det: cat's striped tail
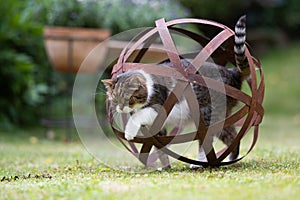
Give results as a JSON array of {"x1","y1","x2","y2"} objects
[{"x1": 234, "y1": 15, "x2": 250, "y2": 80}]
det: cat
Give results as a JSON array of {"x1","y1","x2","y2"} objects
[{"x1": 102, "y1": 15, "x2": 249, "y2": 168}]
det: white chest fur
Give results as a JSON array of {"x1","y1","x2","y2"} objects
[
  {"x1": 165, "y1": 98, "x2": 190, "y2": 126},
  {"x1": 124, "y1": 99, "x2": 191, "y2": 140}
]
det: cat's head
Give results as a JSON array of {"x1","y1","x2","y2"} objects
[{"x1": 102, "y1": 71, "x2": 149, "y2": 113}]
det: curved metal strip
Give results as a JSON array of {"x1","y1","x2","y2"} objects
[
  {"x1": 217, "y1": 99, "x2": 256, "y2": 162},
  {"x1": 107, "y1": 18, "x2": 264, "y2": 167},
  {"x1": 166, "y1": 18, "x2": 233, "y2": 33},
  {"x1": 148, "y1": 81, "x2": 188, "y2": 136},
  {"x1": 186, "y1": 29, "x2": 233, "y2": 73},
  {"x1": 155, "y1": 18, "x2": 185, "y2": 74},
  {"x1": 121, "y1": 61, "x2": 263, "y2": 117}
]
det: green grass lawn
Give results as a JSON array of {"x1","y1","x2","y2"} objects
[{"x1": 1, "y1": 42, "x2": 300, "y2": 199}]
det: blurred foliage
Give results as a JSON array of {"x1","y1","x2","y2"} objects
[
  {"x1": 42, "y1": 0, "x2": 189, "y2": 34},
  {"x1": 0, "y1": 0, "x2": 51, "y2": 129},
  {"x1": 179, "y1": 0, "x2": 244, "y2": 26},
  {"x1": 179, "y1": 0, "x2": 300, "y2": 39},
  {"x1": 46, "y1": 0, "x2": 105, "y2": 28},
  {"x1": 100, "y1": 0, "x2": 189, "y2": 34}
]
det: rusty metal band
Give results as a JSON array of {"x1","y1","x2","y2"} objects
[
  {"x1": 108, "y1": 17, "x2": 264, "y2": 167},
  {"x1": 216, "y1": 48, "x2": 263, "y2": 162},
  {"x1": 136, "y1": 19, "x2": 234, "y2": 165},
  {"x1": 113, "y1": 18, "x2": 234, "y2": 77}
]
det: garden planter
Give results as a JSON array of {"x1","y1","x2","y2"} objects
[{"x1": 44, "y1": 26, "x2": 111, "y2": 73}]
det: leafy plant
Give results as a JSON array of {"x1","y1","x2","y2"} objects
[
  {"x1": 101, "y1": 0, "x2": 189, "y2": 34},
  {"x1": 47, "y1": 0, "x2": 106, "y2": 28},
  {"x1": 178, "y1": 0, "x2": 300, "y2": 39},
  {"x1": 0, "y1": 0, "x2": 50, "y2": 128},
  {"x1": 45, "y1": 0, "x2": 189, "y2": 33}
]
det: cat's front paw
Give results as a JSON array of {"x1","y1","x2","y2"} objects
[
  {"x1": 190, "y1": 164, "x2": 203, "y2": 170},
  {"x1": 124, "y1": 132, "x2": 135, "y2": 141},
  {"x1": 124, "y1": 121, "x2": 140, "y2": 141}
]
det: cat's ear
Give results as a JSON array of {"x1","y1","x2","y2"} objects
[
  {"x1": 101, "y1": 79, "x2": 115, "y2": 99},
  {"x1": 102, "y1": 79, "x2": 114, "y2": 89}
]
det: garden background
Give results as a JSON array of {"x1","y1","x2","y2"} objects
[{"x1": 0, "y1": 0, "x2": 299, "y2": 199}]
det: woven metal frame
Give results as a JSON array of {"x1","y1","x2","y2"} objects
[{"x1": 107, "y1": 18, "x2": 264, "y2": 167}]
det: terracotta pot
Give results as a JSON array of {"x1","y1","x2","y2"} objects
[{"x1": 44, "y1": 26, "x2": 111, "y2": 73}]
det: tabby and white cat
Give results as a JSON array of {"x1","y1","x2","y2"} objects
[{"x1": 103, "y1": 16, "x2": 249, "y2": 168}]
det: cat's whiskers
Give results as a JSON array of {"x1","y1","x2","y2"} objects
[
  {"x1": 95, "y1": 87, "x2": 108, "y2": 94},
  {"x1": 91, "y1": 87, "x2": 109, "y2": 98}
]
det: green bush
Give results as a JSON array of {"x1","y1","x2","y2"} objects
[
  {"x1": 179, "y1": 0, "x2": 243, "y2": 24},
  {"x1": 46, "y1": 0, "x2": 106, "y2": 28},
  {"x1": 0, "y1": 0, "x2": 50, "y2": 129},
  {"x1": 42, "y1": 0, "x2": 189, "y2": 33},
  {"x1": 178, "y1": 0, "x2": 300, "y2": 39},
  {"x1": 101, "y1": 0, "x2": 189, "y2": 34}
]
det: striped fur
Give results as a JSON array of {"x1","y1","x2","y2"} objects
[{"x1": 234, "y1": 15, "x2": 250, "y2": 80}]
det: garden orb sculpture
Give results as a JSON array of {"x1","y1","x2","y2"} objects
[{"x1": 106, "y1": 18, "x2": 264, "y2": 168}]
